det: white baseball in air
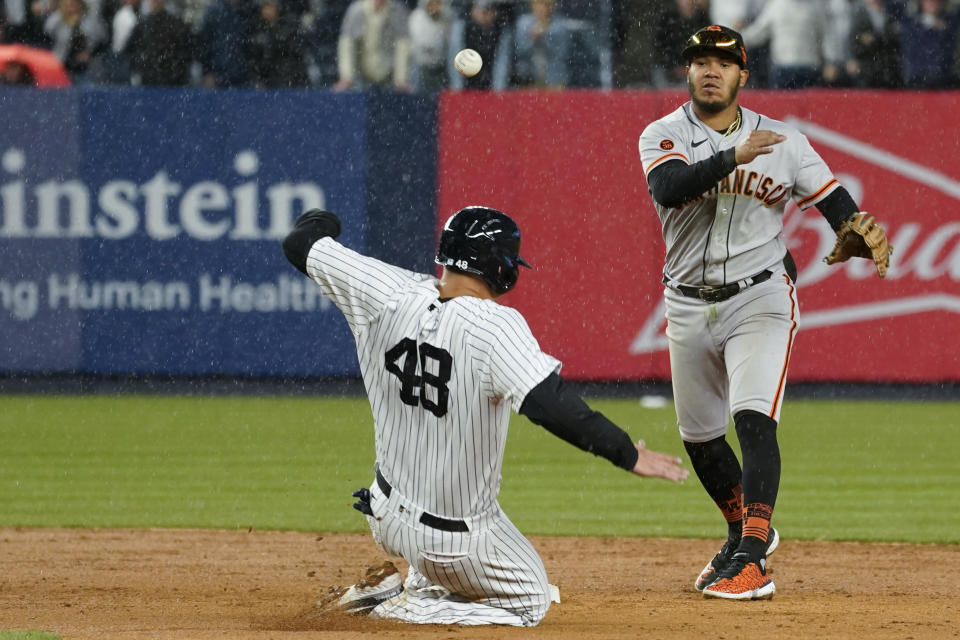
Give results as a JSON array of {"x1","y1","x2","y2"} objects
[{"x1": 454, "y1": 48, "x2": 483, "y2": 78}]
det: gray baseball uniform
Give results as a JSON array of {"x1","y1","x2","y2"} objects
[
  {"x1": 639, "y1": 103, "x2": 837, "y2": 441},
  {"x1": 305, "y1": 236, "x2": 559, "y2": 625}
]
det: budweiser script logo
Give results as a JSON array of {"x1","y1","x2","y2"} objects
[{"x1": 630, "y1": 119, "x2": 960, "y2": 354}]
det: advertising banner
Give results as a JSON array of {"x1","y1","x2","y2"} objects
[
  {"x1": 1, "y1": 90, "x2": 368, "y2": 376},
  {"x1": 438, "y1": 90, "x2": 960, "y2": 382},
  {"x1": 3, "y1": 88, "x2": 954, "y2": 382}
]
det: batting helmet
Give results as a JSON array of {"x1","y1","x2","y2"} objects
[
  {"x1": 435, "y1": 206, "x2": 531, "y2": 295},
  {"x1": 682, "y1": 25, "x2": 747, "y2": 68}
]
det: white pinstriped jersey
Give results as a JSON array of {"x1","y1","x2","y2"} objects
[
  {"x1": 639, "y1": 102, "x2": 839, "y2": 286},
  {"x1": 305, "y1": 237, "x2": 560, "y2": 519}
]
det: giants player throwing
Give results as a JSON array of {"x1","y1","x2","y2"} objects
[
  {"x1": 639, "y1": 26, "x2": 891, "y2": 600},
  {"x1": 283, "y1": 206, "x2": 688, "y2": 625}
]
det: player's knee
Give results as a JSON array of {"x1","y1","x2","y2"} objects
[
  {"x1": 734, "y1": 410, "x2": 779, "y2": 456},
  {"x1": 521, "y1": 591, "x2": 550, "y2": 626},
  {"x1": 734, "y1": 410, "x2": 777, "y2": 438},
  {"x1": 515, "y1": 570, "x2": 552, "y2": 625},
  {"x1": 678, "y1": 423, "x2": 728, "y2": 443},
  {"x1": 683, "y1": 434, "x2": 728, "y2": 464}
]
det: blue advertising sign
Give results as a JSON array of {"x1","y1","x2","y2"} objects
[{"x1": 0, "y1": 88, "x2": 436, "y2": 377}]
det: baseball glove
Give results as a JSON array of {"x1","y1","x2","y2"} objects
[{"x1": 824, "y1": 212, "x2": 893, "y2": 278}]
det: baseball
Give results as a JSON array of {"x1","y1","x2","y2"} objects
[{"x1": 454, "y1": 49, "x2": 483, "y2": 78}]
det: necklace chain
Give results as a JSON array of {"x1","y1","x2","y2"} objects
[{"x1": 722, "y1": 109, "x2": 742, "y2": 137}]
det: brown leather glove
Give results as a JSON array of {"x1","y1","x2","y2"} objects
[{"x1": 824, "y1": 212, "x2": 893, "y2": 278}]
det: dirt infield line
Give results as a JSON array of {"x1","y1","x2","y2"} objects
[{"x1": 0, "y1": 528, "x2": 956, "y2": 639}]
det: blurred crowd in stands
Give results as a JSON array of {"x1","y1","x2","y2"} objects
[{"x1": 1, "y1": 0, "x2": 958, "y2": 89}]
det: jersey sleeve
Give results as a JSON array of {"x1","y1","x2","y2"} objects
[
  {"x1": 305, "y1": 237, "x2": 428, "y2": 333},
  {"x1": 791, "y1": 132, "x2": 841, "y2": 210},
  {"x1": 639, "y1": 119, "x2": 690, "y2": 177},
  {"x1": 484, "y1": 307, "x2": 561, "y2": 412}
]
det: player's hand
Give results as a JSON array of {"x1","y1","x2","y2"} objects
[
  {"x1": 734, "y1": 130, "x2": 786, "y2": 165},
  {"x1": 630, "y1": 440, "x2": 689, "y2": 482}
]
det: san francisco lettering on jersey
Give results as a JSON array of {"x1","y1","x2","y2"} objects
[
  {"x1": 639, "y1": 103, "x2": 839, "y2": 285},
  {"x1": 682, "y1": 168, "x2": 791, "y2": 208}
]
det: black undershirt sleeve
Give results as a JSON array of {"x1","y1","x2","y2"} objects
[
  {"x1": 281, "y1": 209, "x2": 342, "y2": 275},
  {"x1": 646, "y1": 148, "x2": 738, "y2": 208},
  {"x1": 519, "y1": 372, "x2": 639, "y2": 471},
  {"x1": 814, "y1": 186, "x2": 860, "y2": 231}
]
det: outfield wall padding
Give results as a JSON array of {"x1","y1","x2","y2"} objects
[{"x1": 2, "y1": 88, "x2": 957, "y2": 382}]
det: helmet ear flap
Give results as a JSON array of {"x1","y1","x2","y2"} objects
[
  {"x1": 497, "y1": 264, "x2": 520, "y2": 294},
  {"x1": 492, "y1": 251, "x2": 521, "y2": 294}
]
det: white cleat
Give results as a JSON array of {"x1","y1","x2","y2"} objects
[{"x1": 317, "y1": 561, "x2": 404, "y2": 614}]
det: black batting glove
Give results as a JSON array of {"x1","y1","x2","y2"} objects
[
  {"x1": 351, "y1": 487, "x2": 374, "y2": 516},
  {"x1": 294, "y1": 209, "x2": 341, "y2": 238},
  {"x1": 283, "y1": 209, "x2": 342, "y2": 275}
]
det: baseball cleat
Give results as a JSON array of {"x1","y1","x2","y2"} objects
[
  {"x1": 316, "y1": 561, "x2": 403, "y2": 614},
  {"x1": 694, "y1": 527, "x2": 778, "y2": 592},
  {"x1": 702, "y1": 552, "x2": 775, "y2": 600}
]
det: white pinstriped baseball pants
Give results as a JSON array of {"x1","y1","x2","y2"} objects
[{"x1": 363, "y1": 477, "x2": 552, "y2": 626}]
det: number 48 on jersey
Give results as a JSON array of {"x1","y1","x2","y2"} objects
[{"x1": 385, "y1": 338, "x2": 453, "y2": 418}]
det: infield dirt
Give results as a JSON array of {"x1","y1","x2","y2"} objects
[{"x1": 1, "y1": 528, "x2": 957, "y2": 639}]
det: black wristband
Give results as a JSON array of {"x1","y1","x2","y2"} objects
[{"x1": 815, "y1": 187, "x2": 859, "y2": 231}]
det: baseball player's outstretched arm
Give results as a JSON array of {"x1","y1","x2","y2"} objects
[
  {"x1": 647, "y1": 131, "x2": 788, "y2": 208},
  {"x1": 646, "y1": 150, "x2": 737, "y2": 208},
  {"x1": 519, "y1": 373, "x2": 688, "y2": 482}
]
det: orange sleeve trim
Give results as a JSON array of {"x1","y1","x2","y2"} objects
[
  {"x1": 797, "y1": 178, "x2": 838, "y2": 208},
  {"x1": 644, "y1": 152, "x2": 690, "y2": 176},
  {"x1": 769, "y1": 274, "x2": 798, "y2": 418}
]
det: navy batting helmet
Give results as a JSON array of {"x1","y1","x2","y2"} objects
[{"x1": 435, "y1": 206, "x2": 531, "y2": 295}]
